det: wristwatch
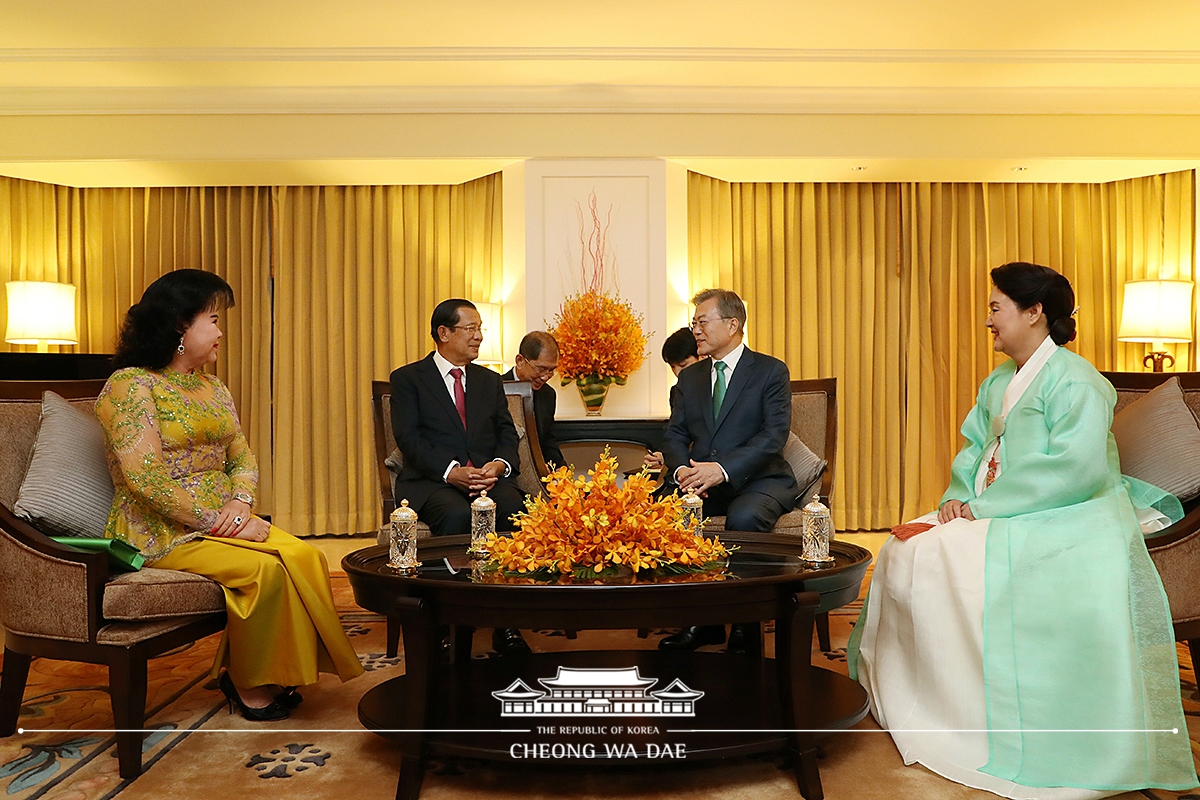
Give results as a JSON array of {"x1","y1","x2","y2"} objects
[{"x1": 232, "y1": 490, "x2": 254, "y2": 506}]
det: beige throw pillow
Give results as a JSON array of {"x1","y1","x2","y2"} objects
[
  {"x1": 14, "y1": 391, "x2": 115, "y2": 538},
  {"x1": 782, "y1": 431, "x2": 826, "y2": 502},
  {"x1": 1111, "y1": 376, "x2": 1200, "y2": 501}
]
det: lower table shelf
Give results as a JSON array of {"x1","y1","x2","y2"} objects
[{"x1": 360, "y1": 650, "x2": 868, "y2": 764}]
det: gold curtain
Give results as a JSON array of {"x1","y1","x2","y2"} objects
[
  {"x1": 0, "y1": 179, "x2": 274, "y2": 512},
  {"x1": 689, "y1": 170, "x2": 1196, "y2": 530},
  {"x1": 271, "y1": 174, "x2": 503, "y2": 537}
]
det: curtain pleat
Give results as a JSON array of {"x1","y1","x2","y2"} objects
[
  {"x1": 689, "y1": 170, "x2": 1196, "y2": 530},
  {"x1": 271, "y1": 174, "x2": 502, "y2": 537}
]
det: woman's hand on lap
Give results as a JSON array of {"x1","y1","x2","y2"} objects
[
  {"x1": 232, "y1": 516, "x2": 271, "y2": 543},
  {"x1": 210, "y1": 498, "x2": 252, "y2": 537}
]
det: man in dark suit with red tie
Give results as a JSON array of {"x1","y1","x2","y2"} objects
[
  {"x1": 390, "y1": 299, "x2": 529, "y2": 655},
  {"x1": 389, "y1": 298, "x2": 525, "y2": 539}
]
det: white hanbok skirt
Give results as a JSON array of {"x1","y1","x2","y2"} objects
[{"x1": 854, "y1": 514, "x2": 1116, "y2": 800}]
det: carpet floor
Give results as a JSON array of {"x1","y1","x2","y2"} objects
[{"x1": 3, "y1": 573, "x2": 1200, "y2": 800}]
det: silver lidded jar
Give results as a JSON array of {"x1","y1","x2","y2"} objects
[
  {"x1": 388, "y1": 499, "x2": 420, "y2": 574},
  {"x1": 800, "y1": 494, "x2": 835, "y2": 564},
  {"x1": 681, "y1": 488, "x2": 704, "y2": 534},
  {"x1": 470, "y1": 489, "x2": 496, "y2": 557}
]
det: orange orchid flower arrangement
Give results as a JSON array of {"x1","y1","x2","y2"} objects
[
  {"x1": 548, "y1": 192, "x2": 648, "y2": 391},
  {"x1": 481, "y1": 451, "x2": 733, "y2": 580}
]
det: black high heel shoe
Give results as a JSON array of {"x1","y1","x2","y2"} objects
[
  {"x1": 218, "y1": 672, "x2": 289, "y2": 721},
  {"x1": 275, "y1": 686, "x2": 303, "y2": 709}
]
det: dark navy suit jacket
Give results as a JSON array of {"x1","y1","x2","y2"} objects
[{"x1": 660, "y1": 347, "x2": 797, "y2": 509}]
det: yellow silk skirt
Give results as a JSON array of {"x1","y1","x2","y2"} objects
[{"x1": 151, "y1": 526, "x2": 365, "y2": 688}]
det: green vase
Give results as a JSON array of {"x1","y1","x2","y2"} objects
[{"x1": 576, "y1": 376, "x2": 611, "y2": 416}]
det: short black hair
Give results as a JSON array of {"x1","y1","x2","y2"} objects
[
  {"x1": 991, "y1": 262, "x2": 1077, "y2": 346},
  {"x1": 661, "y1": 327, "x2": 698, "y2": 365},
  {"x1": 430, "y1": 299, "x2": 477, "y2": 342},
  {"x1": 113, "y1": 269, "x2": 235, "y2": 369},
  {"x1": 518, "y1": 331, "x2": 558, "y2": 360}
]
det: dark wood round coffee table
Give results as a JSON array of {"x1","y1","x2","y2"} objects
[{"x1": 343, "y1": 532, "x2": 872, "y2": 800}]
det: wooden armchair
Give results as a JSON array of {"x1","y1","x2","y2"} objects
[
  {"x1": 0, "y1": 379, "x2": 226, "y2": 779},
  {"x1": 370, "y1": 378, "x2": 551, "y2": 655},
  {"x1": 1102, "y1": 371, "x2": 1200, "y2": 666}
]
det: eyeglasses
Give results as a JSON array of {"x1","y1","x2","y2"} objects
[
  {"x1": 690, "y1": 315, "x2": 732, "y2": 331},
  {"x1": 529, "y1": 362, "x2": 557, "y2": 377},
  {"x1": 452, "y1": 325, "x2": 486, "y2": 335}
]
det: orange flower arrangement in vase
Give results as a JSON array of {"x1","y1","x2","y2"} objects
[
  {"x1": 549, "y1": 193, "x2": 648, "y2": 415},
  {"x1": 480, "y1": 451, "x2": 733, "y2": 581}
]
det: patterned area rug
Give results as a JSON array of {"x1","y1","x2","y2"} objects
[{"x1": 3, "y1": 573, "x2": 1200, "y2": 800}]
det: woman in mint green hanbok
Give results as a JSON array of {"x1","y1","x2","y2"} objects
[{"x1": 849, "y1": 262, "x2": 1196, "y2": 799}]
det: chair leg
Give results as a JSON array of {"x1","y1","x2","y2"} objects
[
  {"x1": 109, "y1": 653, "x2": 148, "y2": 779},
  {"x1": 1187, "y1": 640, "x2": 1200, "y2": 675},
  {"x1": 815, "y1": 612, "x2": 831, "y2": 652},
  {"x1": 0, "y1": 648, "x2": 32, "y2": 736},
  {"x1": 387, "y1": 617, "x2": 401, "y2": 658}
]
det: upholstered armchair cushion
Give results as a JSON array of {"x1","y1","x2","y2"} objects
[
  {"x1": 13, "y1": 391, "x2": 114, "y2": 538},
  {"x1": 102, "y1": 568, "x2": 225, "y2": 620},
  {"x1": 1111, "y1": 376, "x2": 1200, "y2": 501}
]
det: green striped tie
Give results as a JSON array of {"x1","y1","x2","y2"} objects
[{"x1": 712, "y1": 361, "x2": 727, "y2": 419}]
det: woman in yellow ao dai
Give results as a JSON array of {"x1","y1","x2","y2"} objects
[{"x1": 96, "y1": 269, "x2": 362, "y2": 721}]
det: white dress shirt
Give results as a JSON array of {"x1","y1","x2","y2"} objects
[{"x1": 430, "y1": 351, "x2": 510, "y2": 481}]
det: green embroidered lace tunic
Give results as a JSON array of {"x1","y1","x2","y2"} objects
[{"x1": 95, "y1": 367, "x2": 257, "y2": 562}]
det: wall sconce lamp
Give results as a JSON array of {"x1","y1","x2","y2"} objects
[
  {"x1": 1117, "y1": 279, "x2": 1194, "y2": 372},
  {"x1": 474, "y1": 301, "x2": 504, "y2": 371},
  {"x1": 5, "y1": 281, "x2": 79, "y2": 353}
]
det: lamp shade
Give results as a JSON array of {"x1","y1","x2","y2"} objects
[
  {"x1": 1117, "y1": 279, "x2": 1193, "y2": 344},
  {"x1": 5, "y1": 281, "x2": 78, "y2": 346}
]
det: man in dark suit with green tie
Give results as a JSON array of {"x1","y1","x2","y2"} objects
[{"x1": 658, "y1": 289, "x2": 797, "y2": 651}]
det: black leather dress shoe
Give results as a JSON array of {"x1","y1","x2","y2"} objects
[
  {"x1": 726, "y1": 623, "x2": 749, "y2": 655},
  {"x1": 492, "y1": 627, "x2": 532, "y2": 656},
  {"x1": 658, "y1": 625, "x2": 725, "y2": 651}
]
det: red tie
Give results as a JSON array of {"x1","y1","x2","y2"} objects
[{"x1": 450, "y1": 367, "x2": 467, "y2": 429}]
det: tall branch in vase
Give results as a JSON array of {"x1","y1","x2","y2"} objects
[{"x1": 549, "y1": 192, "x2": 648, "y2": 416}]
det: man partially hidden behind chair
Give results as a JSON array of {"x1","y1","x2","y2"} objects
[
  {"x1": 659, "y1": 289, "x2": 798, "y2": 652},
  {"x1": 390, "y1": 298, "x2": 529, "y2": 655},
  {"x1": 502, "y1": 331, "x2": 565, "y2": 469}
]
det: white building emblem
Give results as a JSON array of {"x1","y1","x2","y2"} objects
[{"x1": 492, "y1": 666, "x2": 704, "y2": 717}]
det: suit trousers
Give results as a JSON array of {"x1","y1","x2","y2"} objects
[
  {"x1": 702, "y1": 481, "x2": 792, "y2": 533},
  {"x1": 421, "y1": 480, "x2": 525, "y2": 537}
]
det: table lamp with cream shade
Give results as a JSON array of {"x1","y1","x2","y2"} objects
[
  {"x1": 5, "y1": 281, "x2": 78, "y2": 353},
  {"x1": 1117, "y1": 279, "x2": 1194, "y2": 372},
  {"x1": 473, "y1": 301, "x2": 504, "y2": 371}
]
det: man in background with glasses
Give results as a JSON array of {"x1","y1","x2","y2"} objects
[
  {"x1": 502, "y1": 330, "x2": 565, "y2": 470},
  {"x1": 658, "y1": 289, "x2": 798, "y2": 652}
]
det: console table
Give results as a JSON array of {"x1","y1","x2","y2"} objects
[
  {"x1": 554, "y1": 416, "x2": 669, "y2": 450},
  {"x1": 343, "y1": 533, "x2": 872, "y2": 800}
]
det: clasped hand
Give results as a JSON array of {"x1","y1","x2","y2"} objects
[
  {"x1": 448, "y1": 460, "x2": 505, "y2": 496},
  {"x1": 676, "y1": 460, "x2": 725, "y2": 496},
  {"x1": 937, "y1": 499, "x2": 976, "y2": 524},
  {"x1": 209, "y1": 499, "x2": 270, "y2": 542}
]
